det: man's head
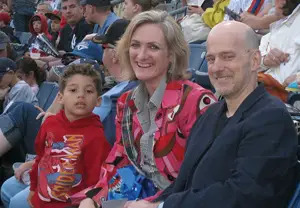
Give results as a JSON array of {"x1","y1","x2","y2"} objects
[
  {"x1": 81, "y1": 0, "x2": 111, "y2": 24},
  {"x1": 93, "y1": 19, "x2": 130, "y2": 79},
  {"x1": 61, "y1": 0, "x2": 83, "y2": 26},
  {"x1": 0, "y1": 57, "x2": 17, "y2": 89},
  {"x1": 58, "y1": 63, "x2": 102, "y2": 121},
  {"x1": 206, "y1": 21, "x2": 261, "y2": 100},
  {"x1": 36, "y1": 2, "x2": 53, "y2": 15},
  {"x1": 0, "y1": 31, "x2": 9, "y2": 58},
  {"x1": 123, "y1": 0, "x2": 159, "y2": 20}
]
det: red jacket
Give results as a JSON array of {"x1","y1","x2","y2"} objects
[{"x1": 29, "y1": 110, "x2": 111, "y2": 208}]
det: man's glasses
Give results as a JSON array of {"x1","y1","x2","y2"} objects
[{"x1": 102, "y1": 43, "x2": 115, "y2": 50}]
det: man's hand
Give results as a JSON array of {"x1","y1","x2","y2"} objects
[
  {"x1": 263, "y1": 48, "x2": 289, "y2": 68},
  {"x1": 27, "y1": 191, "x2": 35, "y2": 208},
  {"x1": 124, "y1": 200, "x2": 161, "y2": 208},
  {"x1": 187, "y1": 6, "x2": 204, "y2": 15},
  {"x1": 83, "y1": 33, "x2": 97, "y2": 41},
  {"x1": 78, "y1": 198, "x2": 98, "y2": 208}
]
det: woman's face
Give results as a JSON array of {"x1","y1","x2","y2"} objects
[
  {"x1": 129, "y1": 23, "x2": 171, "y2": 87},
  {"x1": 275, "y1": 0, "x2": 286, "y2": 15}
]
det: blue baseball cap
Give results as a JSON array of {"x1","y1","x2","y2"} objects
[
  {"x1": 0, "y1": 58, "x2": 17, "y2": 78},
  {"x1": 64, "y1": 40, "x2": 103, "y2": 62}
]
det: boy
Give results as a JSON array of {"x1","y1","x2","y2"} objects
[
  {"x1": 0, "y1": 57, "x2": 38, "y2": 114},
  {"x1": 28, "y1": 63, "x2": 111, "y2": 208},
  {"x1": 45, "y1": 11, "x2": 62, "y2": 46}
]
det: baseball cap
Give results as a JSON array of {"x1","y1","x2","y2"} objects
[
  {"x1": 0, "y1": 58, "x2": 17, "y2": 78},
  {"x1": 0, "y1": 31, "x2": 10, "y2": 50},
  {"x1": 64, "y1": 40, "x2": 103, "y2": 62},
  {"x1": 92, "y1": 19, "x2": 130, "y2": 46},
  {"x1": 0, "y1": 12, "x2": 11, "y2": 25},
  {"x1": 45, "y1": 10, "x2": 61, "y2": 21},
  {"x1": 80, "y1": 0, "x2": 111, "y2": 7}
]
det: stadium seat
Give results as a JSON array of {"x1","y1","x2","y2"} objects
[
  {"x1": 188, "y1": 43, "x2": 207, "y2": 72},
  {"x1": 36, "y1": 82, "x2": 59, "y2": 111}
]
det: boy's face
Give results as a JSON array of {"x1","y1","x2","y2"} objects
[
  {"x1": 51, "y1": 19, "x2": 60, "y2": 33},
  {"x1": 57, "y1": 74, "x2": 101, "y2": 121},
  {"x1": 33, "y1": 20, "x2": 42, "y2": 34}
]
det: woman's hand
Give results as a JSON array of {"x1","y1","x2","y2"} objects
[
  {"x1": 27, "y1": 191, "x2": 35, "y2": 208},
  {"x1": 263, "y1": 48, "x2": 289, "y2": 68},
  {"x1": 124, "y1": 200, "x2": 161, "y2": 208},
  {"x1": 78, "y1": 198, "x2": 98, "y2": 208}
]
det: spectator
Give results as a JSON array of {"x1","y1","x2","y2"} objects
[
  {"x1": 57, "y1": 0, "x2": 93, "y2": 52},
  {"x1": 73, "y1": 10, "x2": 216, "y2": 207},
  {"x1": 16, "y1": 57, "x2": 46, "y2": 95},
  {"x1": 81, "y1": 0, "x2": 119, "y2": 44},
  {"x1": 45, "y1": 10, "x2": 62, "y2": 46},
  {"x1": 35, "y1": 2, "x2": 53, "y2": 15},
  {"x1": 122, "y1": 0, "x2": 161, "y2": 20},
  {"x1": 0, "y1": 58, "x2": 38, "y2": 114},
  {"x1": 258, "y1": 0, "x2": 300, "y2": 102},
  {"x1": 0, "y1": 12, "x2": 14, "y2": 41},
  {"x1": 0, "y1": 31, "x2": 17, "y2": 60},
  {"x1": 6, "y1": 0, "x2": 35, "y2": 43},
  {"x1": 0, "y1": 30, "x2": 9, "y2": 58},
  {"x1": 27, "y1": 14, "x2": 52, "y2": 58},
  {"x1": 124, "y1": 20, "x2": 298, "y2": 208},
  {"x1": 27, "y1": 64, "x2": 111, "y2": 208}
]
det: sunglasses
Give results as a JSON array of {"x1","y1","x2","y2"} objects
[{"x1": 102, "y1": 43, "x2": 115, "y2": 50}]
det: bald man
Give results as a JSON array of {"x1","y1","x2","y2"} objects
[{"x1": 124, "y1": 21, "x2": 298, "y2": 208}]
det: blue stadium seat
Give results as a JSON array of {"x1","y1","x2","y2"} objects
[
  {"x1": 189, "y1": 43, "x2": 207, "y2": 72},
  {"x1": 36, "y1": 82, "x2": 59, "y2": 111}
]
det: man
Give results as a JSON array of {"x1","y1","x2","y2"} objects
[
  {"x1": 81, "y1": 0, "x2": 119, "y2": 43},
  {"x1": 57, "y1": 0, "x2": 93, "y2": 52},
  {"x1": 0, "y1": 31, "x2": 9, "y2": 58},
  {"x1": 35, "y1": 2, "x2": 53, "y2": 15},
  {"x1": 7, "y1": 0, "x2": 35, "y2": 43},
  {"x1": 124, "y1": 21, "x2": 298, "y2": 208}
]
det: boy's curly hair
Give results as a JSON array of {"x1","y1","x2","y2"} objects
[{"x1": 59, "y1": 63, "x2": 102, "y2": 95}]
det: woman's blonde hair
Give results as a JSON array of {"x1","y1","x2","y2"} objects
[{"x1": 117, "y1": 10, "x2": 190, "y2": 82}]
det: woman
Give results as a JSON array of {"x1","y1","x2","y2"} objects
[
  {"x1": 74, "y1": 10, "x2": 216, "y2": 207},
  {"x1": 16, "y1": 57, "x2": 46, "y2": 94},
  {"x1": 123, "y1": 0, "x2": 160, "y2": 20}
]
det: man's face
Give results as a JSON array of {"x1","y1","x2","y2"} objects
[
  {"x1": 275, "y1": 0, "x2": 287, "y2": 15},
  {"x1": 0, "y1": 72, "x2": 13, "y2": 89},
  {"x1": 123, "y1": 0, "x2": 137, "y2": 20},
  {"x1": 33, "y1": 20, "x2": 42, "y2": 33},
  {"x1": 84, "y1": 4, "x2": 95, "y2": 23},
  {"x1": 206, "y1": 31, "x2": 253, "y2": 99},
  {"x1": 61, "y1": 0, "x2": 83, "y2": 26},
  {"x1": 36, "y1": 5, "x2": 50, "y2": 15},
  {"x1": 51, "y1": 19, "x2": 61, "y2": 32}
]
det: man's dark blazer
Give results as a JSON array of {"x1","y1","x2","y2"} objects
[{"x1": 158, "y1": 85, "x2": 298, "y2": 208}]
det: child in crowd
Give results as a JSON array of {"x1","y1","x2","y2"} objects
[
  {"x1": 28, "y1": 63, "x2": 111, "y2": 208},
  {"x1": 16, "y1": 57, "x2": 46, "y2": 94},
  {"x1": 45, "y1": 11, "x2": 62, "y2": 46},
  {"x1": 0, "y1": 57, "x2": 38, "y2": 114},
  {"x1": 28, "y1": 14, "x2": 52, "y2": 57}
]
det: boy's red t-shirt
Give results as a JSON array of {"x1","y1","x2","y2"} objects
[{"x1": 29, "y1": 110, "x2": 111, "y2": 208}]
